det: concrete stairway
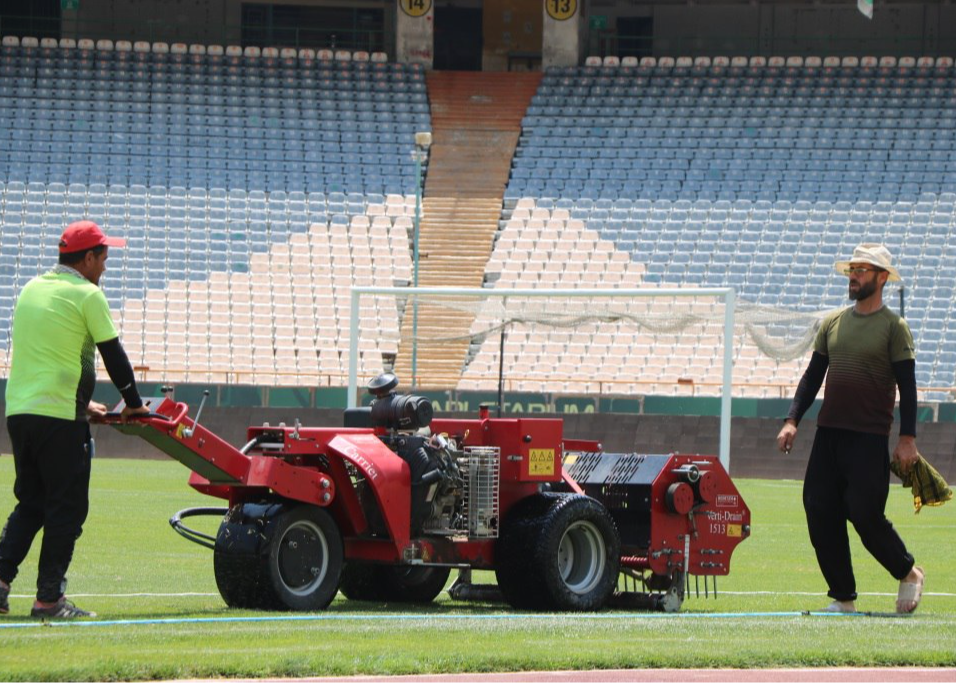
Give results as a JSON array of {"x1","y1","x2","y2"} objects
[{"x1": 393, "y1": 71, "x2": 541, "y2": 389}]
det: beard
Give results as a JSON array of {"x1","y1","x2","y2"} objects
[{"x1": 848, "y1": 279, "x2": 878, "y2": 301}]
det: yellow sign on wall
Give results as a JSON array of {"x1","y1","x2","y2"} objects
[
  {"x1": 545, "y1": 0, "x2": 577, "y2": 21},
  {"x1": 399, "y1": 0, "x2": 432, "y2": 18}
]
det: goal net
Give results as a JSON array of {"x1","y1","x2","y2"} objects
[{"x1": 348, "y1": 286, "x2": 832, "y2": 471}]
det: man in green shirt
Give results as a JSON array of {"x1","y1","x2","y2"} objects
[
  {"x1": 776, "y1": 243, "x2": 924, "y2": 614},
  {"x1": 0, "y1": 221, "x2": 150, "y2": 619}
]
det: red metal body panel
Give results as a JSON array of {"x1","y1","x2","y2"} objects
[
  {"x1": 647, "y1": 454, "x2": 751, "y2": 577},
  {"x1": 326, "y1": 433, "x2": 412, "y2": 553},
  {"x1": 430, "y1": 416, "x2": 564, "y2": 522}
]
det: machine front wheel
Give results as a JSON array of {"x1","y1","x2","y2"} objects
[{"x1": 214, "y1": 502, "x2": 343, "y2": 611}]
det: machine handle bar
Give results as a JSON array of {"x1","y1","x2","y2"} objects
[{"x1": 104, "y1": 401, "x2": 189, "y2": 426}]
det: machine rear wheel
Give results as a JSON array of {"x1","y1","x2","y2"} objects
[
  {"x1": 495, "y1": 493, "x2": 564, "y2": 610},
  {"x1": 497, "y1": 494, "x2": 619, "y2": 612},
  {"x1": 533, "y1": 495, "x2": 620, "y2": 611}
]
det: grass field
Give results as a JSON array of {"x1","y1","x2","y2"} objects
[{"x1": 0, "y1": 455, "x2": 953, "y2": 681}]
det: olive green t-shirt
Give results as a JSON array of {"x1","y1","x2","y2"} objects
[
  {"x1": 5, "y1": 269, "x2": 118, "y2": 421},
  {"x1": 814, "y1": 305, "x2": 916, "y2": 436}
]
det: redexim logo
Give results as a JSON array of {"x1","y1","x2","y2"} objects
[{"x1": 716, "y1": 494, "x2": 739, "y2": 508}]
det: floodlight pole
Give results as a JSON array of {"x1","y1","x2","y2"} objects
[{"x1": 410, "y1": 132, "x2": 431, "y2": 389}]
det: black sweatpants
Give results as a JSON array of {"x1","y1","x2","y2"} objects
[
  {"x1": 0, "y1": 415, "x2": 92, "y2": 602},
  {"x1": 803, "y1": 426, "x2": 914, "y2": 602}
]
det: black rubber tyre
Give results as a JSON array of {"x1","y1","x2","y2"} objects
[
  {"x1": 338, "y1": 563, "x2": 387, "y2": 601},
  {"x1": 380, "y1": 565, "x2": 451, "y2": 603},
  {"x1": 339, "y1": 564, "x2": 451, "y2": 603},
  {"x1": 531, "y1": 494, "x2": 620, "y2": 611},
  {"x1": 214, "y1": 502, "x2": 343, "y2": 611},
  {"x1": 214, "y1": 502, "x2": 275, "y2": 609},
  {"x1": 497, "y1": 493, "x2": 620, "y2": 612},
  {"x1": 494, "y1": 493, "x2": 564, "y2": 610}
]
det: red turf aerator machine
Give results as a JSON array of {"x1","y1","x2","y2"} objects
[{"x1": 106, "y1": 374, "x2": 750, "y2": 612}]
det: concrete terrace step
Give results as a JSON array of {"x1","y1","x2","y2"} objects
[{"x1": 394, "y1": 71, "x2": 536, "y2": 387}]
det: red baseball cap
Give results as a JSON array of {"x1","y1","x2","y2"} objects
[{"x1": 59, "y1": 220, "x2": 127, "y2": 254}]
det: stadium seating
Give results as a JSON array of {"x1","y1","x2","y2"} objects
[
  {"x1": 0, "y1": 39, "x2": 426, "y2": 386},
  {"x1": 484, "y1": 57, "x2": 956, "y2": 399},
  {"x1": 1, "y1": 39, "x2": 954, "y2": 401}
]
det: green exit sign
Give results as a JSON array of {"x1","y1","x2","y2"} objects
[
  {"x1": 589, "y1": 15, "x2": 607, "y2": 30},
  {"x1": 61, "y1": 0, "x2": 79, "y2": 9}
]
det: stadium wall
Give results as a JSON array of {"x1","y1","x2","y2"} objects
[{"x1": 51, "y1": 0, "x2": 956, "y2": 57}]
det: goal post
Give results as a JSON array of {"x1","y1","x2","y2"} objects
[{"x1": 348, "y1": 286, "x2": 736, "y2": 471}]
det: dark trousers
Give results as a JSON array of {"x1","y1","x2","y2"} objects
[
  {"x1": 0, "y1": 415, "x2": 92, "y2": 602},
  {"x1": 803, "y1": 426, "x2": 914, "y2": 602}
]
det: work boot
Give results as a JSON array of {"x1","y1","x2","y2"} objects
[
  {"x1": 0, "y1": 582, "x2": 8, "y2": 615},
  {"x1": 30, "y1": 597, "x2": 96, "y2": 619}
]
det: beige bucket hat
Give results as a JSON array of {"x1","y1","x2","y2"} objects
[{"x1": 834, "y1": 243, "x2": 902, "y2": 282}]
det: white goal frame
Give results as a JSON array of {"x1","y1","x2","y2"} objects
[{"x1": 349, "y1": 286, "x2": 736, "y2": 471}]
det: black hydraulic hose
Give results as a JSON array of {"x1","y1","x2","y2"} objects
[{"x1": 169, "y1": 506, "x2": 229, "y2": 550}]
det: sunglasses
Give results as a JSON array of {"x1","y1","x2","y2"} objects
[{"x1": 842, "y1": 267, "x2": 883, "y2": 276}]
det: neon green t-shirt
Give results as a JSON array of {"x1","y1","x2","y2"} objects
[{"x1": 5, "y1": 269, "x2": 118, "y2": 421}]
